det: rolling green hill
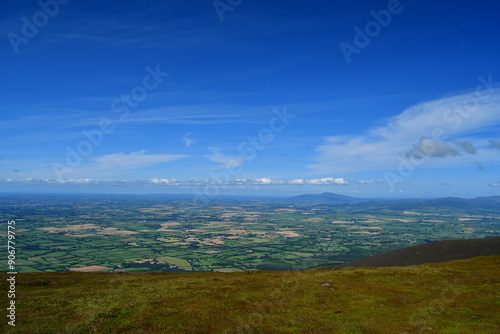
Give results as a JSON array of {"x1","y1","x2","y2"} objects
[
  {"x1": 339, "y1": 236, "x2": 500, "y2": 268},
  {"x1": 2, "y1": 256, "x2": 499, "y2": 333}
]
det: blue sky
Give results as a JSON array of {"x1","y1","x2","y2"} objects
[{"x1": 1, "y1": 0, "x2": 500, "y2": 198}]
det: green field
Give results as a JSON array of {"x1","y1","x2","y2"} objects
[{"x1": 1, "y1": 194, "x2": 499, "y2": 273}]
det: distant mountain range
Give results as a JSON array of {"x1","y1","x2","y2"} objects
[
  {"x1": 338, "y1": 236, "x2": 500, "y2": 268},
  {"x1": 360, "y1": 196, "x2": 500, "y2": 210},
  {"x1": 287, "y1": 192, "x2": 500, "y2": 209},
  {"x1": 288, "y1": 192, "x2": 373, "y2": 204}
]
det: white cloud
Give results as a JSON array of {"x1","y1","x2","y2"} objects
[
  {"x1": 253, "y1": 178, "x2": 273, "y2": 184},
  {"x1": 0, "y1": 177, "x2": 357, "y2": 187},
  {"x1": 204, "y1": 147, "x2": 246, "y2": 168},
  {"x1": 93, "y1": 150, "x2": 188, "y2": 169},
  {"x1": 150, "y1": 178, "x2": 177, "y2": 184},
  {"x1": 490, "y1": 139, "x2": 500, "y2": 150},
  {"x1": 405, "y1": 138, "x2": 460, "y2": 159},
  {"x1": 311, "y1": 89, "x2": 500, "y2": 173},
  {"x1": 183, "y1": 133, "x2": 195, "y2": 148},
  {"x1": 55, "y1": 178, "x2": 95, "y2": 184},
  {"x1": 454, "y1": 140, "x2": 477, "y2": 155},
  {"x1": 288, "y1": 179, "x2": 306, "y2": 185},
  {"x1": 230, "y1": 177, "x2": 349, "y2": 185},
  {"x1": 306, "y1": 177, "x2": 349, "y2": 185},
  {"x1": 357, "y1": 179, "x2": 383, "y2": 184}
]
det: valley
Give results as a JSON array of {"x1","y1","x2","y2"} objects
[{"x1": 1, "y1": 193, "x2": 498, "y2": 273}]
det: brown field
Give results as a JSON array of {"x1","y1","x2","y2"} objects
[
  {"x1": 44, "y1": 257, "x2": 62, "y2": 264},
  {"x1": 387, "y1": 218, "x2": 413, "y2": 222},
  {"x1": 157, "y1": 222, "x2": 182, "y2": 231},
  {"x1": 206, "y1": 221, "x2": 233, "y2": 226},
  {"x1": 134, "y1": 259, "x2": 156, "y2": 264},
  {"x1": 200, "y1": 237, "x2": 225, "y2": 245},
  {"x1": 347, "y1": 226, "x2": 383, "y2": 230},
  {"x1": 69, "y1": 265, "x2": 111, "y2": 272},
  {"x1": 301, "y1": 218, "x2": 325, "y2": 222},
  {"x1": 220, "y1": 213, "x2": 238, "y2": 218},
  {"x1": 66, "y1": 234, "x2": 95, "y2": 238},
  {"x1": 225, "y1": 229, "x2": 248, "y2": 234},
  {"x1": 276, "y1": 231, "x2": 301, "y2": 237},
  {"x1": 358, "y1": 219, "x2": 383, "y2": 223},
  {"x1": 39, "y1": 223, "x2": 99, "y2": 233},
  {"x1": 99, "y1": 228, "x2": 138, "y2": 235}
]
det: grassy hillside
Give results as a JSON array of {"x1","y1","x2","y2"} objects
[
  {"x1": 339, "y1": 236, "x2": 500, "y2": 268},
  {"x1": 2, "y1": 256, "x2": 499, "y2": 333}
]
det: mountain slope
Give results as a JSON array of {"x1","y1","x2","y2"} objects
[
  {"x1": 339, "y1": 236, "x2": 500, "y2": 268},
  {"x1": 2, "y1": 256, "x2": 499, "y2": 333},
  {"x1": 287, "y1": 193, "x2": 500, "y2": 208},
  {"x1": 355, "y1": 195, "x2": 500, "y2": 210}
]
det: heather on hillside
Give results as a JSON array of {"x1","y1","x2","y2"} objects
[{"x1": 2, "y1": 256, "x2": 499, "y2": 333}]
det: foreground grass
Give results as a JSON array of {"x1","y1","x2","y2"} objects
[{"x1": 2, "y1": 256, "x2": 499, "y2": 333}]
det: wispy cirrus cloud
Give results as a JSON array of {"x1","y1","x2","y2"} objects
[
  {"x1": 0, "y1": 103, "x2": 268, "y2": 150},
  {"x1": 93, "y1": 150, "x2": 189, "y2": 169}
]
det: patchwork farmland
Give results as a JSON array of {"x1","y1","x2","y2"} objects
[{"x1": 1, "y1": 194, "x2": 498, "y2": 273}]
